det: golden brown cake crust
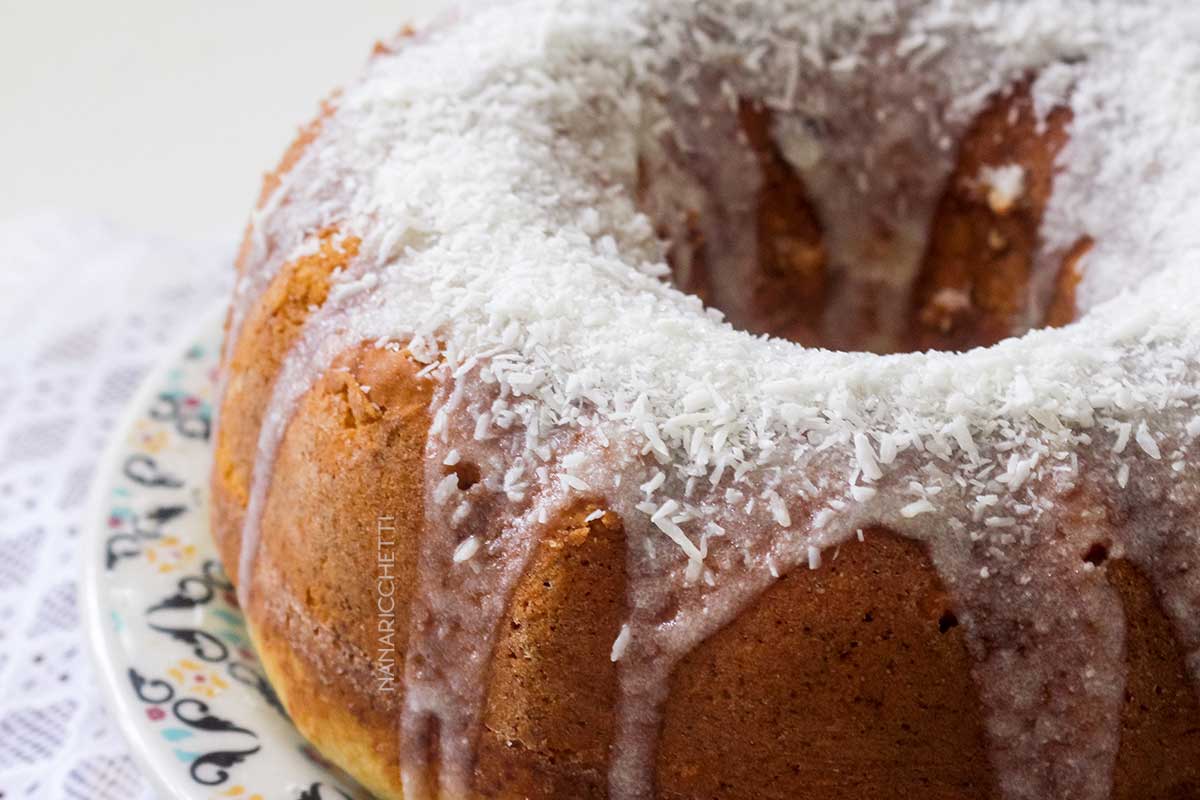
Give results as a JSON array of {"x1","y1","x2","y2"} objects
[
  {"x1": 215, "y1": 322, "x2": 1200, "y2": 797},
  {"x1": 657, "y1": 530, "x2": 995, "y2": 800},
  {"x1": 246, "y1": 342, "x2": 432, "y2": 800},
  {"x1": 1108, "y1": 561, "x2": 1200, "y2": 800},
  {"x1": 212, "y1": 229, "x2": 358, "y2": 586},
  {"x1": 221, "y1": 366, "x2": 1200, "y2": 799},
  {"x1": 910, "y1": 81, "x2": 1073, "y2": 352},
  {"x1": 473, "y1": 506, "x2": 623, "y2": 799}
]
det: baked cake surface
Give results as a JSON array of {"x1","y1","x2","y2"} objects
[{"x1": 213, "y1": 2, "x2": 1200, "y2": 798}]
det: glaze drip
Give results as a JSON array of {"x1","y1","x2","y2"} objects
[{"x1": 400, "y1": 376, "x2": 590, "y2": 797}]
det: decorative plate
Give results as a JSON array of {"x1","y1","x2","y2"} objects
[{"x1": 82, "y1": 309, "x2": 368, "y2": 800}]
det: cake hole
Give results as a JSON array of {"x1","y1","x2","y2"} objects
[
  {"x1": 1083, "y1": 542, "x2": 1110, "y2": 567},
  {"x1": 639, "y1": 84, "x2": 1088, "y2": 355},
  {"x1": 938, "y1": 611, "x2": 960, "y2": 633},
  {"x1": 444, "y1": 461, "x2": 481, "y2": 491}
]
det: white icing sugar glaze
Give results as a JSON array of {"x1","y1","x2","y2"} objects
[{"x1": 221, "y1": 1, "x2": 1200, "y2": 798}]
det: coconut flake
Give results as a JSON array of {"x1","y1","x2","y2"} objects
[
  {"x1": 610, "y1": 624, "x2": 632, "y2": 662},
  {"x1": 452, "y1": 535, "x2": 480, "y2": 563}
]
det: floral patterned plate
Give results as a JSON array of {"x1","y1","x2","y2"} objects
[{"x1": 82, "y1": 309, "x2": 368, "y2": 800}]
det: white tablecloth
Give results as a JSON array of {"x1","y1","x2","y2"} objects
[{"x1": 0, "y1": 211, "x2": 231, "y2": 798}]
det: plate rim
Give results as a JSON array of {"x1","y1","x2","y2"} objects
[{"x1": 80, "y1": 305, "x2": 226, "y2": 800}]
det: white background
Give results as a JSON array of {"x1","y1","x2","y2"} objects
[{"x1": 0, "y1": 0, "x2": 451, "y2": 239}]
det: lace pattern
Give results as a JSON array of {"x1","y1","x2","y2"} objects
[{"x1": 0, "y1": 211, "x2": 229, "y2": 799}]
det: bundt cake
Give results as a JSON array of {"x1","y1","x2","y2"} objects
[{"x1": 211, "y1": 1, "x2": 1200, "y2": 798}]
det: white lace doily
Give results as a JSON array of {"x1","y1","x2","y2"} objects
[{"x1": 0, "y1": 211, "x2": 231, "y2": 799}]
